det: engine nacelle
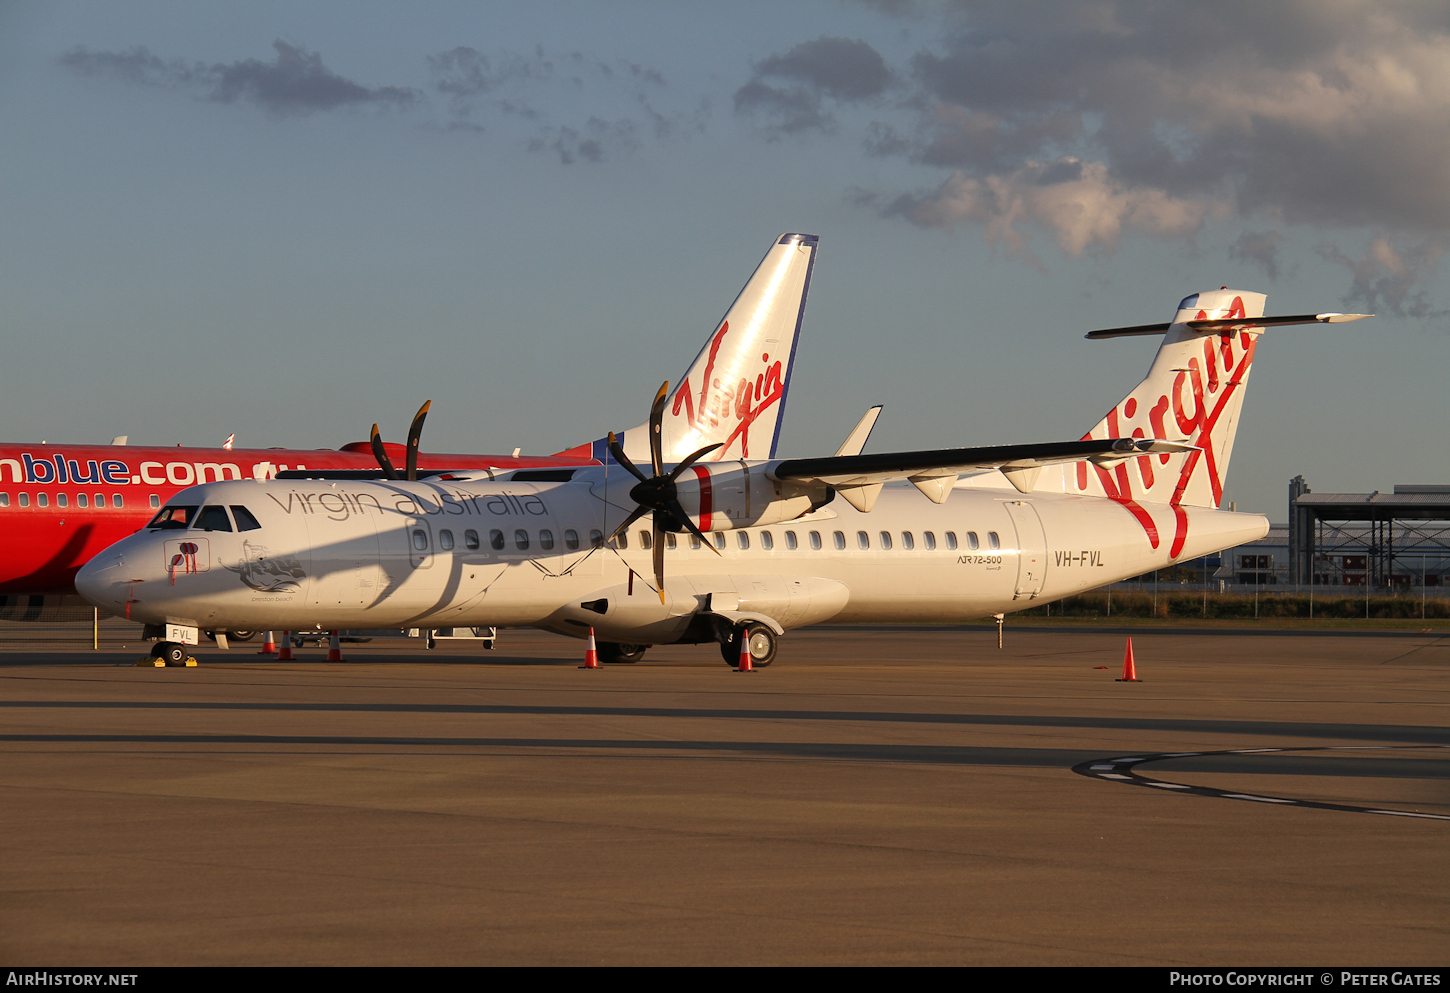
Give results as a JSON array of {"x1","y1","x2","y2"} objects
[{"x1": 667, "y1": 461, "x2": 831, "y2": 532}]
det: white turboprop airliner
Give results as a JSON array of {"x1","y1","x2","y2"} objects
[{"x1": 77, "y1": 288, "x2": 1368, "y2": 666}]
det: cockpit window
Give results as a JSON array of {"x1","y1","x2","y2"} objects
[
  {"x1": 195, "y1": 506, "x2": 233, "y2": 532},
  {"x1": 230, "y1": 506, "x2": 262, "y2": 531},
  {"x1": 148, "y1": 505, "x2": 197, "y2": 530}
]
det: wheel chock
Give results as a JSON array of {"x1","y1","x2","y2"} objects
[{"x1": 134, "y1": 656, "x2": 199, "y2": 667}]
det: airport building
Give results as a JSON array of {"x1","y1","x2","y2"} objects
[{"x1": 1184, "y1": 477, "x2": 1450, "y2": 593}]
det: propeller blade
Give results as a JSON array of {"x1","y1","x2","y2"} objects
[
  {"x1": 607, "y1": 431, "x2": 650, "y2": 484},
  {"x1": 405, "y1": 400, "x2": 431, "y2": 482},
  {"x1": 652, "y1": 520, "x2": 666, "y2": 604},
  {"x1": 666, "y1": 442, "x2": 724, "y2": 482},
  {"x1": 370, "y1": 424, "x2": 399, "y2": 480},
  {"x1": 607, "y1": 504, "x2": 651, "y2": 545},
  {"x1": 648, "y1": 381, "x2": 669, "y2": 478},
  {"x1": 666, "y1": 498, "x2": 721, "y2": 557}
]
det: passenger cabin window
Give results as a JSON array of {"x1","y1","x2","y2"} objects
[
  {"x1": 879, "y1": 531, "x2": 892, "y2": 550},
  {"x1": 713, "y1": 531, "x2": 725, "y2": 549},
  {"x1": 639, "y1": 531, "x2": 652, "y2": 550},
  {"x1": 149, "y1": 494, "x2": 160, "y2": 509},
  {"x1": 18, "y1": 494, "x2": 29, "y2": 508},
  {"x1": 833, "y1": 531, "x2": 845, "y2": 550},
  {"x1": 901, "y1": 532, "x2": 914, "y2": 550},
  {"x1": 540, "y1": 530, "x2": 555, "y2": 551},
  {"x1": 760, "y1": 531, "x2": 773, "y2": 550},
  {"x1": 857, "y1": 531, "x2": 870, "y2": 550},
  {"x1": 736, "y1": 532, "x2": 750, "y2": 550},
  {"x1": 37, "y1": 494, "x2": 48, "y2": 508},
  {"x1": 809, "y1": 531, "x2": 821, "y2": 550},
  {"x1": 946, "y1": 532, "x2": 959, "y2": 550},
  {"x1": 515, "y1": 529, "x2": 530, "y2": 551},
  {"x1": 967, "y1": 531, "x2": 979, "y2": 550},
  {"x1": 589, "y1": 529, "x2": 604, "y2": 548},
  {"x1": 195, "y1": 506, "x2": 232, "y2": 532},
  {"x1": 94, "y1": 494, "x2": 106, "y2": 508},
  {"x1": 564, "y1": 529, "x2": 579, "y2": 550},
  {"x1": 439, "y1": 530, "x2": 455, "y2": 550},
  {"x1": 230, "y1": 506, "x2": 262, "y2": 531},
  {"x1": 664, "y1": 533, "x2": 676, "y2": 550},
  {"x1": 988, "y1": 532, "x2": 1000, "y2": 550},
  {"x1": 149, "y1": 506, "x2": 197, "y2": 530},
  {"x1": 923, "y1": 531, "x2": 936, "y2": 550},
  {"x1": 490, "y1": 529, "x2": 506, "y2": 550},
  {"x1": 0, "y1": 494, "x2": 7, "y2": 507},
  {"x1": 615, "y1": 532, "x2": 628, "y2": 550},
  {"x1": 465, "y1": 529, "x2": 480, "y2": 550},
  {"x1": 56, "y1": 494, "x2": 68, "y2": 508},
  {"x1": 412, "y1": 529, "x2": 429, "y2": 551},
  {"x1": 784, "y1": 531, "x2": 797, "y2": 550},
  {"x1": 76, "y1": 494, "x2": 88, "y2": 508},
  {"x1": 113, "y1": 494, "x2": 123, "y2": 508},
  {"x1": 689, "y1": 534, "x2": 701, "y2": 549}
]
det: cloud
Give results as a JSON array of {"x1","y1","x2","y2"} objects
[
  {"x1": 1229, "y1": 230, "x2": 1288, "y2": 281},
  {"x1": 735, "y1": 36, "x2": 891, "y2": 136},
  {"x1": 755, "y1": 3, "x2": 1450, "y2": 300},
  {"x1": 61, "y1": 40, "x2": 418, "y2": 115},
  {"x1": 1317, "y1": 235, "x2": 1449, "y2": 319}
]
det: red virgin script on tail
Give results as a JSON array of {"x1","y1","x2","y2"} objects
[
  {"x1": 1075, "y1": 297, "x2": 1257, "y2": 557},
  {"x1": 670, "y1": 321, "x2": 786, "y2": 459}
]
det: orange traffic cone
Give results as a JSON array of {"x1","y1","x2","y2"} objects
[
  {"x1": 327, "y1": 630, "x2": 345, "y2": 662},
  {"x1": 734, "y1": 631, "x2": 754, "y2": 673},
  {"x1": 1116, "y1": 637, "x2": 1141, "y2": 682},
  {"x1": 277, "y1": 631, "x2": 294, "y2": 660},
  {"x1": 258, "y1": 631, "x2": 277, "y2": 655},
  {"x1": 580, "y1": 627, "x2": 600, "y2": 669}
]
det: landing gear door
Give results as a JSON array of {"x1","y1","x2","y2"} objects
[{"x1": 1004, "y1": 500, "x2": 1047, "y2": 599}]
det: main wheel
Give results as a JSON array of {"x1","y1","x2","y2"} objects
[
  {"x1": 598, "y1": 642, "x2": 647, "y2": 664},
  {"x1": 229, "y1": 630, "x2": 255, "y2": 642},
  {"x1": 719, "y1": 623, "x2": 777, "y2": 667},
  {"x1": 158, "y1": 643, "x2": 188, "y2": 665}
]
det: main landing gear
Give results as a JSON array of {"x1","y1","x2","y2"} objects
[
  {"x1": 598, "y1": 642, "x2": 648, "y2": 664},
  {"x1": 720, "y1": 622, "x2": 777, "y2": 668},
  {"x1": 137, "y1": 641, "x2": 196, "y2": 667}
]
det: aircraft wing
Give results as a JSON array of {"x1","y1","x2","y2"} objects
[{"x1": 770, "y1": 438, "x2": 1195, "y2": 507}]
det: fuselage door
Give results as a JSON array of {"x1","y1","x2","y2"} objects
[{"x1": 1003, "y1": 500, "x2": 1048, "y2": 599}]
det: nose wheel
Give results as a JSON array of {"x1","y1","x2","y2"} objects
[{"x1": 720, "y1": 623, "x2": 777, "y2": 668}]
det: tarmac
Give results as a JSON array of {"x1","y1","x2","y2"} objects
[{"x1": 1, "y1": 624, "x2": 1446, "y2": 965}]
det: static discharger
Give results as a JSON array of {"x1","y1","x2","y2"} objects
[{"x1": 1117, "y1": 638, "x2": 1141, "y2": 682}]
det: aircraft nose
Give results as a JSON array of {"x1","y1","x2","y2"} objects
[{"x1": 75, "y1": 551, "x2": 127, "y2": 610}]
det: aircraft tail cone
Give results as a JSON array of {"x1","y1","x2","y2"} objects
[
  {"x1": 258, "y1": 631, "x2": 277, "y2": 656},
  {"x1": 735, "y1": 631, "x2": 755, "y2": 673},
  {"x1": 1116, "y1": 637, "x2": 1141, "y2": 682},
  {"x1": 580, "y1": 627, "x2": 600, "y2": 669},
  {"x1": 277, "y1": 631, "x2": 294, "y2": 661},
  {"x1": 327, "y1": 630, "x2": 345, "y2": 663}
]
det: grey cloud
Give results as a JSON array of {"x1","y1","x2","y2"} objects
[
  {"x1": 1229, "y1": 230, "x2": 1288, "y2": 281},
  {"x1": 1317, "y1": 236, "x2": 1449, "y2": 319},
  {"x1": 60, "y1": 40, "x2": 417, "y2": 115},
  {"x1": 735, "y1": 36, "x2": 892, "y2": 136}
]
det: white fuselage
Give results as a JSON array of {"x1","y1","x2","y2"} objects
[{"x1": 76, "y1": 467, "x2": 1269, "y2": 645}]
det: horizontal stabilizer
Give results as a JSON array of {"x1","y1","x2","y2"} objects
[
  {"x1": 1086, "y1": 312, "x2": 1371, "y2": 340},
  {"x1": 772, "y1": 438, "x2": 1195, "y2": 490}
]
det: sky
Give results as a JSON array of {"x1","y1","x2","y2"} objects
[{"x1": 2, "y1": 0, "x2": 1448, "y2": 520}]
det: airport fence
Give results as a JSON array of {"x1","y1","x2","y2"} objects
[{"x1": 1017, "y1": 587, "x2": 1450, "y2": 620}]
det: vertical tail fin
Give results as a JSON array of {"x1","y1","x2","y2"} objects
[
  {"x1": 565, "y1": 233, "x2": 819, "y2": 464},
  {"x1": 1065, "y1": 288, "x2": 1267, "y2": 555}
]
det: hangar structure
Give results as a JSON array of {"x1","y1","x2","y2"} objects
[{"x1": 1284, "y1": 477, "x2": 1450, "y2": 589}]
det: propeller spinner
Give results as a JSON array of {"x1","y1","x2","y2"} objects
[
  {"x1": 607, "y1": 382, "x2": 723, "y2": 603},
  {"x1": 370, "y1": 400, "x2": 432, "y2": 481}
]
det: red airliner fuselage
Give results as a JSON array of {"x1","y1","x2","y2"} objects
[{"x1": 0, "y1": 442, "x2": 595, "y2": 596}]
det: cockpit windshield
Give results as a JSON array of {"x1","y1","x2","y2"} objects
[
  {"x1": 147, "y1": 505, "x2": 197, "y2": 530},
  {"x1": 195, "y1": 506, "x2": 233, "y2": 532}
]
